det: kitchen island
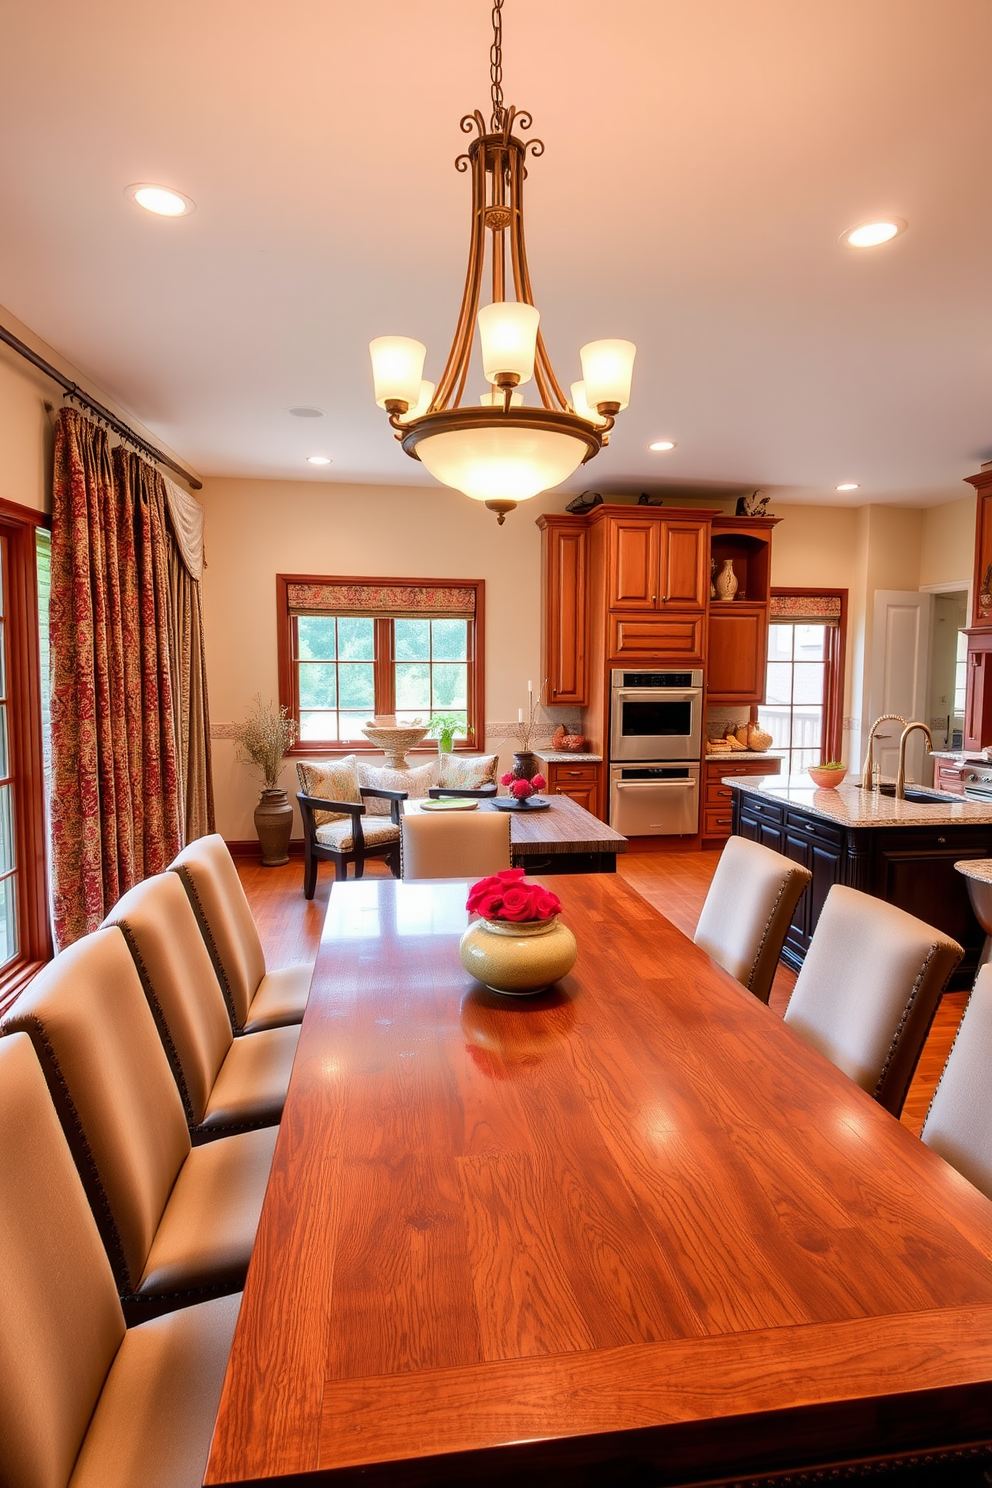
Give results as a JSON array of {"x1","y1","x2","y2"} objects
[{"x1": 728, "y1": 776, "x2": 992, "y2": 987}]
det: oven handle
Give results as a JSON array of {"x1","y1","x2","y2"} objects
[
  {"x1": 615, "y1": 689, "x2": 702, "y2": 703},
  {"x1": 614, "y1": 779, "x2": 698, "y2": 790}
]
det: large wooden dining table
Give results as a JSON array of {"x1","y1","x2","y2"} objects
[{"x1": 207, "y1": 874, "x2": 992, "y2": 1487}]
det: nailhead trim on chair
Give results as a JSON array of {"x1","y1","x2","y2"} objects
[
  {"x1": 115, "y1": 920, "x2": 197, "y2": 1126},
  {"x1": 921, "y1": 982, "x2": 975, "y2": 1129},
  {"x1": 6, "y1": 1013, "x2": 133, "y2": 1292},
  {"x1": 173, "y1": 864, "x2": 244, "y2": 1033},
  {"x1": 744, "y1": 874, "x2": 792, "y2": 994},
  {"x1": 874, "y1": 940, "x2": 942, "y2": 1105}
]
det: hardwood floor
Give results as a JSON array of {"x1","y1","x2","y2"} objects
[{"x1": 238, "y1": 847, "x2": 966, "y2": 1139}]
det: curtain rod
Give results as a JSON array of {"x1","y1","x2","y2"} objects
[{"x1": 0, "y1": 322, "x2": 203, "y2": 492}]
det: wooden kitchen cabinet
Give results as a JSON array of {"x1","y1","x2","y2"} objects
[
  {"x1": 702, "y1": 755, "x2": 781, "y2": 844},
  {"x1": 962, "y1": 627, "x2": 992, "y2": 752},
  {"x1": 706, "y1": 517, "x2": 778, "y2": 705},
  {"x1": 543, "y1": 760, "x2": 601, "y2": 817},
  {"x1": 607, "y1": 517, "x2": 708, "y2": 611},
  {"x1": 539, "y1": 516, "x2": 588, "y2": 705},
  {"x1": 933, "y1": 759, "x2": 967, "y2": 795},
  {"x1": 967, "y1": 467, "x2": 992, "y2": 629},
  {"x1": 609, "y1": 613, "x2": 705, "y2": 664}
]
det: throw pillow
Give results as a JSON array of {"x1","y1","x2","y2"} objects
[
  {"x1": 438, "y1": 753, "x2": 499, "y2": 790},
  {"x1": 358, "y1": 758, "x2": 437, "y2": 814},
  {"x1": 296, "y1": 756, "x2": 361, "y2": 826}
]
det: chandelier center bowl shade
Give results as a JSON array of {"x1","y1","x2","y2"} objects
[{"x1": 369, "y1": 0, "x2": 635, "y2": 523}]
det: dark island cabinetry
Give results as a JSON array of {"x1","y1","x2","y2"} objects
[{"x1": 732, "y1": 789, "x2": 992, "y2": 988}]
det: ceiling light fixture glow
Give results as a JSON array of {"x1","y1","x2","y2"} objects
[
  {"x1": 649, "y1": 440, "x2": 677, "y2": 452},
  {"x1": 842, "y1": 219, "x2": 905, "y2": 248},
  {"x1": 307, "y1": 455, "x2": 332, "y2": 466},
  {"x1": 836, "y1": 482, "x2": 859, "y2": 491},
  {"x1": 126, "y1": 183, "x2": 195, "y2": 217},
  {"x1": 368, "y1": 0, "x2": 634, "y2": 524}
]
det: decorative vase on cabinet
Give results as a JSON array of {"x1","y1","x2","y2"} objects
[{"x1": 715, "y1": 558, "x2": 738, "y2": 602}]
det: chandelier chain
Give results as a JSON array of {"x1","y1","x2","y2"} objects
[{"x1": 490, "y1": 0, "x2": 505, "y2": 131}]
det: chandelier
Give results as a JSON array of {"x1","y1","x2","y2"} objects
[{"x1": 369, "y1": 0, "x2": 635, "y2": 524}]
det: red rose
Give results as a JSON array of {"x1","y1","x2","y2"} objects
[
  {"x1": 473, "y1": 891, "x2": 505, "y2": 920},
  {"x1": 466, "y1": 872, "x2": 505, "y2": 912},
  {"x1": 532, "y1": 888, "x2": 562, "y2": 919},
  {"x1": 511, "y1": 778, "x2": 532, "y2": 799},
  {"x1": 531, "y1": 773, "x2": 546, "y2": 791},
  {"x1": 499, "y1": 885, "x2": 538, "y2": 920},
  {"x1": 499, "y1": 771, "x2": 515, "y2": 787}
]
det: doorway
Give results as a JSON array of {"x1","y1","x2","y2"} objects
[{"x1": 925, "y1": 589, "x2": 969, "y2": 752}]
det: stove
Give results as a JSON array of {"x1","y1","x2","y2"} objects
[{"x1": 962, "y1": 765, "x2": 992, "y2": 802}]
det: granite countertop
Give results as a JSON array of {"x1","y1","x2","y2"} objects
[
  {"x1": 954, "y1": 859, "x2": 992, "y2": 883},
  {"x1": 931, "y1": 751, "x2": 986, "y2": 763},
  {"x1": 705, "y1": 750, "x2": 781, "y2": 762},
  {"x1": 723, "y1": 775, "x2": 992, "y2": 828},
  {"x1": 534, "y1": 751, "x2": 603, "y2": 764}
]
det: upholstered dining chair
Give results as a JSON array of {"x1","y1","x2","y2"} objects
[
  {"x1": 402, "y1": 810, "x2": 512, "y2": 880},
  {"x1": 921, "y1": 963, "x2": 992, "y2": 1200},
  {"x1": 693, "y1": 836, "x2": 812, "y2": 1004},
  {"x1": 0, "y1": 931, "x2": 275, "y2": 1319},
  {"x1": 0, "y1": 1032, "x2": 243, "y2": 1488},
  {"x1": 783, "y1": 884, "x2": 963, "y2": 1116},
  {"x1": 296, "y1": 758, "x2": 407, "y2": 897},
  {"x1": 103, "y1": 873, "x2": 298, "y2": 1138},
  {"x1": 170, "y1": 833, "x2": 313, "y2": 1033}
]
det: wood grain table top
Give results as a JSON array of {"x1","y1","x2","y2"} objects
[
  {"x1": 408, "y1": 791, "x2": 627, "y2": 856},
  {"x1": 207, "y1": 875, "x2": 992, "y2": 1487}
]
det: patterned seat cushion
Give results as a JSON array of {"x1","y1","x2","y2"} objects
[
  {"x1": 438, "y1": 753, "x2": 499, "y2": 790},
  {"x1": 358, "y1": 759, "x2": 437, "y2": 814},
  {"x1": 314, "y1": 816, "x2": 401, "y2": 852},
  {"x1": 296, "y1": 757, "x2": 361, "y2": 826}
]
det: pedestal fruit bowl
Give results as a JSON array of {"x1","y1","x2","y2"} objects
[{"x1": 360, "y1": 720, "x2": 429, "y2": 769}]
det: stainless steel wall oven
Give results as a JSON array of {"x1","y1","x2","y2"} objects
[{"x1": 609, "y1": 669, "x2": 703, "y2": 835}]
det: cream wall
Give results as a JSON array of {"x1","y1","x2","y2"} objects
[
  {"x1": 920, "y1": 494, "x2": 976, "y2": 590},
  {"x1": 200, "y1": 476, "x2": 556, "y2": 841}
]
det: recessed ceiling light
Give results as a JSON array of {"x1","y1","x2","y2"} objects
[
  {"x1": 307, "y1": 455, "x2": 332, "y2": 466},
  {"x1": 836, "y1": 482, "x2": 859, "y2": 491},
  {"x1": 842, "y1": 219, "x2": 906, "y2": 248},
  {"x1": 125, "y1": 183, "x2": 195, "y2": 217},
  {"x1": 289, "y1": 407, "x2": 324, "y2": 418},
  {"x1": 649, "y1": 439, "x2": 677, "y2": 451}
]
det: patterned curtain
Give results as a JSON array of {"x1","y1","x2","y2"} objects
[
  {"x1": 167, "y1": 541, "x2": 214, "y2": 842},
  {"x1": 50, "y1": 409, "x2": 187, "y2": 946}
]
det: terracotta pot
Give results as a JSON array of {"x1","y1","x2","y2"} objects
[
  {"x1": 254, "y1": 787, "x2": 294, "y2": 866},
  {"x1": 512, "y1": 751, "x2": 539, "y2": 781},
  {"x1": 808, "y1": 767, "x2": 846, "y2": 790},
  {"x1": 458, "y1": 915, "x2": 577, "y2": 996}
]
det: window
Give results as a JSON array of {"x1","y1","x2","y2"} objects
[
  {"x1": 0, "y1": 501, "x2": 53, "y2": 1015},
  {"x1": 278, "y1": 576, "x2": 484, "y2": 753},
  {"x1": 757, "y1": 590, "x2": 846, "y2": 776}
]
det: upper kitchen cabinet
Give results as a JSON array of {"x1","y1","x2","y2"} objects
[
  {"x1": 607, "y1": 516, "x2": 709, "y2": 611},
  {"x1": 706, "y1": 516, "x2": 779, "y2": 704},
  {"x1": 967, "y1": 467, "x2": 992, "y2": 629},
  {"x1": 538, "y1": 515, "x2": 588, "y2": 705}
]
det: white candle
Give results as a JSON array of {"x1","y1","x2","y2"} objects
[
  {"x1": 527, "y1": 680, "x2": 533, "y2": 695},
  {"x1": 518, "y1": 708, "x2": 524, "y2": 722}
]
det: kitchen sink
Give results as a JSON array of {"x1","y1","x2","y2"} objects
[{"x1": 875, "y1": 784, "x2": 952, "y2": 804}]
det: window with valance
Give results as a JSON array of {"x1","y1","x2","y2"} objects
[
  {"x1": 277, "y1": 576, "x2": 485, "y2": 753},
  {"x1": 758, "y1": 589, "x2": 847, "y2": 773}
]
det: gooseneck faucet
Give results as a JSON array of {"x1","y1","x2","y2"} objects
[
  {"x1": 861, "y1": 714, "x2": 907, "y2": 790},
  {"x1": 895, "y1": 721, "x2": 933, "y2": 800}
]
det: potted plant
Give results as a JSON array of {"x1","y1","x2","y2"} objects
[
  {"x1": 428, "y1": 713, "x2": 473, "y2": 763},
  {"x1": 234, "y1": 695, "x2": 299, "y2": 865}
]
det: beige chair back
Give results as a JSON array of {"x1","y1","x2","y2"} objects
[
  {"x1": 693, "y1": 836, "x2": 812, "y2": 1004},
  {"x1": 1, "y1": 929, "x2": 192, "y2": 1298},
  {"x1": 783, "y1": 884, "x2": 962, "y2": 1115},
  {"x1": 922, "y1": 963, "x2": 992, "y2": 1199},
  {"x1": 103, "y1": 873, "x2": 233, "y2": 1127},
  {"x1": 0, "y1": 1033, "x2": 127, "y2": 1488},
  {"x1": 169, "y1": 834, "x2": 266, "y2": 1032},
  {"x1": 402, "y1": 810, "x2": 511, "y2": 881}
]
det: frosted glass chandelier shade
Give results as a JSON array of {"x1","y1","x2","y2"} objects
[
  {"x1": 397, "y1": 380, "x2": 436, "y2": 423},
  {"x1": 415, "y1": 423, "x2": 589, "y2": 502},
  {"x1": 478, "y1": 302, "x2": 540, "y2": 386},
  {"x1": 570, "y1": 381, "x2": 609, "y2": 427},
  {"x1": 369, "y1": 337, "x2": 427, "y2": 409},
  {"x1": 479, "y1": 389, "x2": 524, "y2": 406},
  {"x1": 580, "y1": 339, "x2": 636, "y2": 412}
]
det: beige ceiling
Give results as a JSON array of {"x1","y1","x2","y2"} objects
[{"x1": 1, "y1": 0, "x2": 990, "y2": 507}]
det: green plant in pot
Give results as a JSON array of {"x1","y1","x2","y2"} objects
[
  {"x1": 234, "y1": 695, "x2": 299, "y2": 865},
  {"x1": 428, "y1": 713, "x2": 473, "y2": 760}
]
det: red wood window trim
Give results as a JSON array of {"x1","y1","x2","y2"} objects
[
  {"x1": 753, "y1": 588, "x2": 848, "y2": 765},
  {"x1": 276, "y1": 574, "x2": 486, "y2": 758},
  {"x1": 0, "y1": 495, "x2": 53, "y2": 1016}
]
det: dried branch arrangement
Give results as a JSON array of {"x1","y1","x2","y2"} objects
[{"x1": 233, "y1": 695, "x2": 298, "y2": 790}]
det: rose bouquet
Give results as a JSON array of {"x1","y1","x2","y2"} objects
[
  {"x1": 499, "y1": 770, "x2": 546, "y2": 802},
  {"x1": 466, "y1": 868, "x2": 562, "y2": 924}
]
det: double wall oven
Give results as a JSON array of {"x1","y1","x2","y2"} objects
[{"x1": 609, "y1": 669, "x2": 703, "y2": 836}]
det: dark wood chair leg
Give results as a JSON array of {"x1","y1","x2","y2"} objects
[
  {"x1": 334, "y1": 856, "x2": 347, "y2": 881},
  {"x1": 303, "y1": 842, "x2": 317, "y2": 900}
]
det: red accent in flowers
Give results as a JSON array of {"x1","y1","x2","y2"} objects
[{"x1": 466, "y1": 869, "x2": 562, "y2": 923}]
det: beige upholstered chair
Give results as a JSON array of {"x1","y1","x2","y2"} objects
[
  {"x1": 783, "y1": 884, "x2": 963, "y2": 1116},
  {"x1": 103, "y1": 873, "x2": 298, "y2": 1138},
  {"x1": 0, "y1": 931, "x2": 275, "y2": 1318},
  {"x1": 170, "y1": 833, "x2": 313, "y2": 1033},
  {"x1": 921, "y1": 964, "x2": 992, "y2": 1200},
  {"x1": 693, "y1": 836, "x2": 812, "y2": 1004},
  {"x1": 0, "y1": 1031, "x2": 242, "y2": 1488},
  {"x1": 402, "y1": 810, "x2": 512, "y2": 880}
]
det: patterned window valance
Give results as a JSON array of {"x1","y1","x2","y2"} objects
[
  {"x1": 771, "y1": 594, "x2": 843, "y2": 625},
  {"x1": 286, "y1": 582, "x2": 476, "y2": 619}
]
